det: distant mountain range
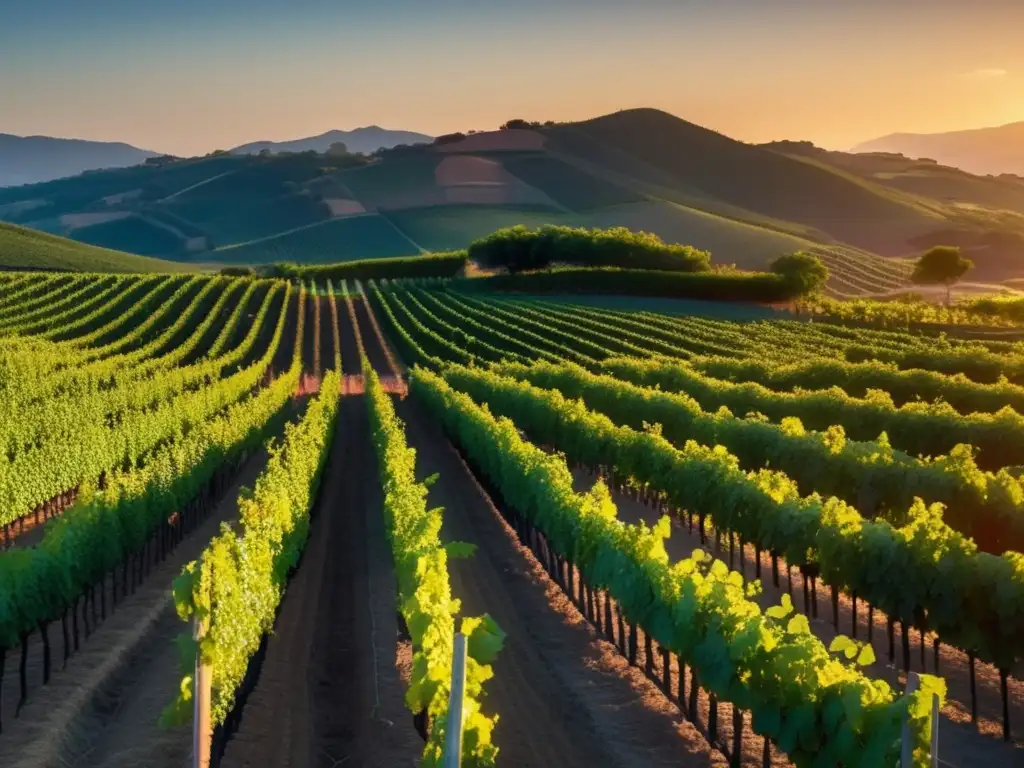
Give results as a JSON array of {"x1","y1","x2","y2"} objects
[
  {"x1": 231, "y1": 126, "x2": 434, "y2": 156},
  {"x1": 0, "y1": 126, "x2": 433, "y2": 188},
  {"x1": 0, "y1": 134, "x2": 158, "y2": 187},
  {"x1": 853, "y1": 122, "x2": 1024, "y2": 177}
]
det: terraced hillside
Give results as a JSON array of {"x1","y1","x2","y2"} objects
[{"x1": 7, "y1": 109, "x2": 1022, "y2": 293}]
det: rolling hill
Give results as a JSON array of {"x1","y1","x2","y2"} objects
[
  {"x1": 0, "y1": 133, "x2": 157, "y2": 188},
  {"x1": 765, "y1": 140, "x2": 1024, "y2": 212},
  {"x1": 546, "y1": 109, "x2": 946, "y2": 256},
  {"x1": 231, "y1": 126, "x2": 433, "y2": 155},
  {"x1": 853, "y1": 122, "x2": 1024, "y2": 177},
  {"x1": 762, "y1": 140, "x2": 1024, "y2": 282},
  {"x1": 0, "y1": 222, "x2": 195, "y2": 273},
  {"x1": 2, "y1": 108, "x2": 1023, "y2": 292}
]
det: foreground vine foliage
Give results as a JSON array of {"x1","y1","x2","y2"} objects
[
  {"x1": 365, "y1": 361, "x2": 503, "y2": 767},
  {"x1": 410, "y1": 365, "x2": 945, "y2": 767},
  {"x1": 439, "y1": 363, "x2": 1024, "y2": 673},
  {"x1": 165, "y1": 369, "x2": 341, "y2": 728}
]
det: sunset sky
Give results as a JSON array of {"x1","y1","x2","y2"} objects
[{"x1": 2, "y1": 0, "x2": 1023, "y2": 156}]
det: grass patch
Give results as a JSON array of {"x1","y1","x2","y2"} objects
[
  {"x1": 0, "y1": 222, "x2": 194, "y2": 273},
  {"x1": 384, "y1": 205, "x2": 570, "y2": 252},
  {"x1": 73, "y1": 215, "x2": 185, "y2": 256},
  {"x1": 212, "y1": 214, "x2": 419, "y2": 264},
  {"x1": 338, "y1": 153, "x2": 441, "y2": 209},
  {"x1": 502, "y1": 154, "x2": 643, "y2": 211}
]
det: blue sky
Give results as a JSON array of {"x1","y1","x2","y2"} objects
[{"x1": 2, "y1": 0, "x2": 1023, "y2": 155}]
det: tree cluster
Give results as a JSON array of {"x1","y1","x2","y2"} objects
[
  {"x1": 468, "y1": 225, "x2": 711, "y2": 274},
  {"x1": 911, "y1": 245, "x2": 973, "y2": 303},
  {"x1": 770, "y1": 251, "x2": 829, "y2": 295},
  {"x1": 499, "y1": 119, "x2": 558, "y2": 130}
]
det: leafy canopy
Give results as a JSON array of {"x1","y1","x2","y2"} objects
[
  {"x1": 770, "y1": 251, "x2": 829, "y2": 295},
  {"x1": 912, "y1": 246, "x2": 973, "y2": 287}
]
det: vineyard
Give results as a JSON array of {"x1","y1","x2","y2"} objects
[{"x1": 0, "y1": 269, "x2": 1021, "y2": 767}]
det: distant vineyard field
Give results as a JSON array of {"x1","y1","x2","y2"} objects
[
  {"x1": 502, "y1": 154, "x2": 644, "y2": 210},
  {"x1": 384, "y1": 204, "x2": 572, "y2": 252},
  {"x1": 212, "y1": 214, "x2": 419, "y2": 264},
  {"x1": 166, "y1": 193, "x2": 330, "y2": 245},
  {"x1": 73, "y1": 215, "x2": 186, "y2": 256}
]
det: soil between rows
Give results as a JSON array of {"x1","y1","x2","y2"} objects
[
  {"x1": 355, "y1": 296, "x2": 395, "y2": 379},
  {"x1": 221, "y1": 397, "x2": 421, "y2": 768},
  {"x1": 317, "y1": 296, "x2": 335, "y2": 377},
  {"x1": 301, "y1": 289, "x2": 317, "y2": 378},
  {"x1": 219, "y1": 295, "x2": 419, "y2": 767},
  {"x1": 268, "y1": 291, "x2": 299, "y2": 378}
]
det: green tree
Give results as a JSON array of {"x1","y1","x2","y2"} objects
[
  {"x1": 433, "y1": 132, "x2": 466, "y2": 145},
  {"x1": 500, "y1": 119, "x2": 540, "y2": 130},
  {"x1": 912, "y1": 245, "x2": 973, "y2": 304},
  {"x1": 770, "y1": 251, "x2": 829, "y2": 295}
]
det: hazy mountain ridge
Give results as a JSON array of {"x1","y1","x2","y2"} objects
[
  {"x1": 3, "y1": 108, "x2": 1022, "y2": 290},
  {"x1": 0, "y1": 133, "x2": 158, "y2": 188},
  {"x1": 231, "y1": 126, "x2": 434, "y2": 156},
  {"x1": 853, "y1": 122, "x2": 1024, "y2": 177}
]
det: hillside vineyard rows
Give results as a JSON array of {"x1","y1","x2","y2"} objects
[{"x1": 0, "y1": 271, "x2": 1021, "y2": 767}]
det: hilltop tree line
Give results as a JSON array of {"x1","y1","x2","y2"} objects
[
  {"x1": 467, "y1": 224, "x2": 831, "y2": 299},
  {"x1": 432, "y1": 118, "x2": 564, "y2": 146}
]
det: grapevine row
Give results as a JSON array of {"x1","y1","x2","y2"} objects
[
  {"x1": 365, "y1": 363, "x2": 502, "y2": 766},
  {"x1": 689, "y1": 354, "x2": 1024, "y2": 416},
  {"x1": 0, "y1": 280, "x2": 262, "y2": 462},
  {"x1": 438, "y1": 363, "x2": 1024, "y2": 674},
  {"x1": 599, "y1": 355, "x2": 1024, "y2": 470},
  {"x1": 411, "y1": 365, "x2": 942, "y2": 768},
  {"x1": 499, "y1": 360, "x2": 1024, "y2": 553},
  {"x1": 0, "y1": 282, "x2": 292, "y2": 528},
  {"x1": 0, "y1": 275, "x2": 112, "y2": 330},
  {"x1": 165, "y1": 368, "x2": 339, "y2": 730},
  {"x1": 0, "y1": 347, "x2": 303, "y2": 658}
]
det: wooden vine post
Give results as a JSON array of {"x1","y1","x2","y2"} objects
[
  {"x1": 193, "y1": 615, "x2": 212, "y2": 768},
  {"x1": 444, "y1": 633, "x2": 468, "y2": 768},
  {"x1": 900, "y1": 671, "x2": 939, "y2": 767}
]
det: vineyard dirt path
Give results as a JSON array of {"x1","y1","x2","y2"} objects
[
  {"x1": 0, "y1": 437, "x2": 285, "y2": 768},
  {"x1": 573, "y1": 467, "x2": 1024, "y2": 767},
  {"x1": 268, "y1": 290, "x2": 299, "y2": 378},
  {"x1": 219, "y1": 295, "x2": 421, "y2": 768},
  {"x1": 349, "y1": 297, "x2": 724, "y2": 766}
]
